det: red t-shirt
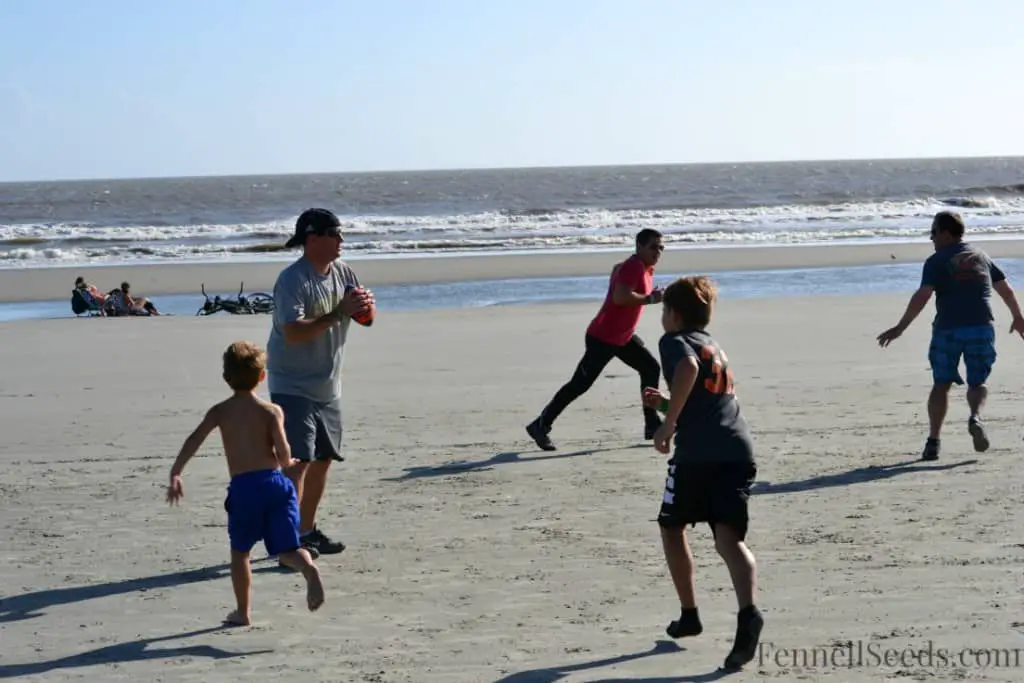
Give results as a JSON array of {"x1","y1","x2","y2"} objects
[{"x1": 586, "y1": 254, "x2": 654, "y2": 346}]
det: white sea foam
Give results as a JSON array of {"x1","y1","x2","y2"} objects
[{"x1": 3, "y1": 196, "x2": 1024, "y2": 267}]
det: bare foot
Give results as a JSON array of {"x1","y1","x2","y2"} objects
[
  {"x1": 224, "y1": 609, "x2": 251, "y2": 626},
  {"x1": 304, "y1": 566, "x2": 325, "y2": 612}
]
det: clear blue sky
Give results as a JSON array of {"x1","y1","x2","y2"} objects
[{"x1": 2, "y1": 0, "x2": 1023, "y2": 182}]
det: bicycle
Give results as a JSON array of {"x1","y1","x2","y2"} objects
[{"x1": 196, "y1": 282, "x2": 275, "y2": 316}]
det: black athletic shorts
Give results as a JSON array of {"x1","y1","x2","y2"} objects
[{"x1": 657, "y1": 459, "x2": 757, "y2": 540}]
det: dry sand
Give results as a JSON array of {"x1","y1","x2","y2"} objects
[
  {"x1": 10, "y1": 238, "x2": 1024, "y2": 302},
  {"x1": 2, "y1": 260, "x2": 1024, "y2": 681}
]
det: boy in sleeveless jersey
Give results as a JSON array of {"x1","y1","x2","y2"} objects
[{"x1": 642, "y1": 276, "x2": 762, "y2": 671}]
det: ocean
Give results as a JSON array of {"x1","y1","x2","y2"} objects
[{"x1": 4, "y1": 156, "x2": 1024, "y2": 268}]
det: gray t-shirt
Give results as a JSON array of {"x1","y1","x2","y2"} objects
[
  {"x1": 266, "y1": 258, "x2": 361, "y2": 403},
  {"x1": 921, "y1": 242, "x2": 1006, "y2": 330}
]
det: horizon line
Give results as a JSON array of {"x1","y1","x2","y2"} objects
[{"x1": 3, "y1": 152, "x2": 1024, "y2": 186}]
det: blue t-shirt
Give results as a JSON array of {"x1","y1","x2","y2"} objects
[{"x1": 921, "y1": 242, "x2": 1005, "y2": 330}]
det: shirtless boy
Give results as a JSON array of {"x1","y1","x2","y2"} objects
[
  {"x1": 642, "y1": 276, "x2": 762, "y2": 671},
  {"x1": 167, "y1": 341, "x2": 325, "y2": 626}
]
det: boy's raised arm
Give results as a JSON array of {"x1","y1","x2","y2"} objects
[{"x1": 167, "y1": 406, "x2": 219, "y2": 504}]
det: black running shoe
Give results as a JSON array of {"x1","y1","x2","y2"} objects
[
  {"x1": 301, "y1": 526, "x2": 346, "y2": 555},
  {"x1": 922, "y1": 437, "x2": 940, "y2": 461},
  {"x1": 526, "y1": 417, "x2": 556, "y2": 451},
  {"x1": 666, "y1": 607, "x2": 703, "y2": 639},
  {"x1": 723, "y1": 605, "x2": 764, "y2": 670},
  {"x1": 968, "y1": 417, "x2": 990, "y2": 453}
]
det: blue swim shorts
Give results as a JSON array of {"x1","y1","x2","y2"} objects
[
  {"x1": 928, "y1": 324, "x2": 997, "y2": 387},
  {"x1": 224, "y1": 468, "x2": 301, "y2": 556}
]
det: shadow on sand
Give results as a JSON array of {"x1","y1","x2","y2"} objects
[
  {"x1": 0, "y1": 625, "x2": 272, "y2": 679},
  {"x1": 0, "y1": 557, "x2": 284, "y2": 624},
  {"x1": 384, "y1": 436, "x2": 979, "y2": 496},
  {"x1": 382, "y1": 444, "x2": 650, "y2": 482},
  {"x1": 492, "y1": 639, "x2": 738, "y2": 683},
  {"x1": 751, "y1": 458, "x2": 978, "y2": 495}
]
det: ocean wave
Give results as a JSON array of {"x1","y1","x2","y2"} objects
[
  {"x1": 5, "y1": 194, "x2": 1024, "y2": 247},
  {"x1": 6, "y1": 223, "x2": 1024, "y2": 267},
  {"x1": 5, "y1": 193, "x2": 1024, "y2": 268},
  {"x1": 953, "y1": 182, "x2": 1024, "y2": 197}
]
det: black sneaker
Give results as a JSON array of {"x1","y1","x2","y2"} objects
[
  {"x1": 666, "y1": 607, "x2": 703, "y2": 639},
  {"x1": 302, "y1": 526, "x2": 346, "y2": 555},
  {"x1": 922, "y1": 437, "x2": 940, "y2": 461},
  {"x1": 526, "y1": 417, "x2": 556, "y2": 451},
  {"x1": 723, "y1": 605, "x2": 764, "y2": 670},
  {"x1": 968, "y1": 418, "x2": 990, "y2": 453}
]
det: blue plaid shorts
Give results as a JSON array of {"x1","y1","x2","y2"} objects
[{"x1": 928, "y1": 324, "x2": 996, "y2": 387}]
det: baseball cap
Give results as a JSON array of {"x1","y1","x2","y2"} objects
[{"x1": 285, "y1": 208, "x2": 344, "y2": 248}]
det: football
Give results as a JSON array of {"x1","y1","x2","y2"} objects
[
  {"x1": 346, "y1": 285, "x2": 375, "y2": 326},
  {"x1": 353, "y1": 302, "x2": 375, "y2": 326}
]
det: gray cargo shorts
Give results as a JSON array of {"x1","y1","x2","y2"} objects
[{"x1": 270, "y1": 393, "x2": 344, "y2": 463}]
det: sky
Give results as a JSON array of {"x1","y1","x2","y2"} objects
[{"x1": 2, "y1": 0, "x2": 1024, "y2": 182}]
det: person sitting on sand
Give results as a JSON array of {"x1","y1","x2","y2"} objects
[
  {"x1": 74, "y1": 276, "x2": 110, "y2": 309},
  {"x1": 166, "y1": 341, "x2": 325, "y2": 626},
  {"x1": 107, "y1": 281, "x2": 161, "y2": 316}
]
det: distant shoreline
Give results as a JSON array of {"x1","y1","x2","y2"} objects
[
  {"x1": 4, "y1": 153, "x2": 1024, "y2": 186},
  {"x1": 7, "y1": 238, "x2": 1024, "y2": 304}
]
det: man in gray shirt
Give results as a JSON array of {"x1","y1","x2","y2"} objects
[{"x1": 267, "y1": 208, "x2": 375, "y2": 559}]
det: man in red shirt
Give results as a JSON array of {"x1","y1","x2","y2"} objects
[{"x1": 526, "y1": 229, "x2": 666, "y2": 451}]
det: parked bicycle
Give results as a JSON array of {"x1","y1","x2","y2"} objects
[{"x1": 196, "y1": 282, "x2": 275, "y2": 316}]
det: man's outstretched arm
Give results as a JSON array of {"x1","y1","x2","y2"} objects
[
  {"x1": 993, "y1": 279, "x2": 1024, "y2": 338},
  {"x1": 877, "y1": 285, "x2": 933, "y2": 347}
]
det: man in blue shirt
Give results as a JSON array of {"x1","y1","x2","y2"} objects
[{"x1": 878, "y1": 211, "x2": 1024, "y2": 461}]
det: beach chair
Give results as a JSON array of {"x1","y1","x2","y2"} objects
[{"x1": 70, "y1": 288, "x2": 103, "y2": 317}]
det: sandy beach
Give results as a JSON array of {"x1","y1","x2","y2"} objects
[
  {"x1": 10, "y1": 238, "x2": 1024, "y2": 303},
  {"x1": 2, "y1": 253, "x2": 1024, "y2": 682}
]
